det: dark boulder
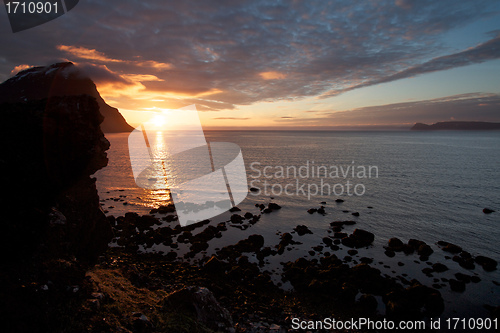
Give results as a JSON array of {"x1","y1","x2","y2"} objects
[
  {"x1": 483, "y1": 208, "x2": 495, "y2": 214},
  {"x1": 449, "y1": 279, "x2": 466, "y2": 292},
  {"x1": 475, "y1": 256, "x2": 497, "y2": 271},
  {"x1": 294, "y1": 225, "x2": 313, "y2": 236},
  {"x1": 432, "y1": 263, "x2": 448, "y2": 273},
  {"x1": 342, "y1": 229, "x2": 375, "y2": 248},
  {"x1": 442, "y1": 243, "x2": 462, "y2": 254},
  {"x1": 417, "y1": 244, "x2": 433, "y2": 257},
  {"x1": 160, "y1": 286, "x2": 233, "y2": 332},
  {"x1": 268, "y1": 202, "x2": 282, "y2": 210},
  {"x1": 204, "y1": 256, "x2": 226, "y2": 275},
  {"x1": 234, "y1": 234, "x2": 265, "y2": 253},
  {"x1": 388, "y1": 237, "x2": 404, "y2": 250}
]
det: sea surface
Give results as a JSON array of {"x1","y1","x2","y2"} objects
[{"x1": 95, "y1": 130, "x2": 500, "y2": 319}]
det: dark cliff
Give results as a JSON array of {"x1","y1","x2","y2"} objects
[
  {"x1": 0, "y1": 95, "x2": 113, "y2": 331},
  {"x1": 0, "y1": 62, "x2": 133, "y2": 133},
  {"x1": 411, "y1": 121, "x2": 500, "y2": 131}
]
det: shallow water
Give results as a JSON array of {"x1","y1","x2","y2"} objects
[{"x1": 95, "y1": 130, "x2": 500, "y2": 318}]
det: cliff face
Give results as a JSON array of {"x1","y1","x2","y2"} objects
[
  {"x1": 0, "y1": 95, "x2": 113, "y2": 331},
  {"x1": 0, "y1": 62, "x2": 133, "y2": 133}
]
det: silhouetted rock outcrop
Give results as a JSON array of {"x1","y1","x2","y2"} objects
[
  {"x1": 0, "y1": 95, "x2": 113, "y2": 331},
  {"x1": 0, "y1": 62, "x2": 133, "y2": 132},
  {"x1": 411, "y1": 121, "x2": 500, "y2": 131}
]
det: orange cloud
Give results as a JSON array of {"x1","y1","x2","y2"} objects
[
  {"x1": 57, "y1": 45, "x2": 172, "y2": 70},
  {"x1": 259, "y1": 71, "x2": 287, "y2": 80},
  {"x1": 57, "y1": 45, "x2": 121, "y2": 63},
  {"x1": 10, "y1": 64, "x2": 32, "y2": 75}
]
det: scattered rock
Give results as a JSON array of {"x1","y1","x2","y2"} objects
[
  {"x1": 268, "y1": 202, "x2": 282, "y2": 211},
  {"x1": 388, "y1": 238, "x2": 404, "y2": 249},
  {"x1": 294, "y1": 225, "x2": 313, "y2": 236},
  {"x1": 385, "y1": 249, "x2": 396, "y2": 258},
  {"x1": 475, "y1": 256, "x2": 497, "y2": 271},
  {"x1": 342, "y1": 229, "x2": 375, "y2": 248},
  {"x1": 417, "y1": 244, "x2": 433, "y2": 257},
  {"x1": 160, "y1": 286, "x2": 234, "y2": 332},
  {"x1": 483, "y1": 208, "x2": 495, "y2": 214},
  {"x1": 432, "y1": 263, "x2": 448, "y2": 273},
  {"x1": 449, "y1": 279, "x2": 466, "y2": 292}
]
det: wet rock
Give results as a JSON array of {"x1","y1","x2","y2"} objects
[
  {"x1": 317, "y1": 206, "x2": 326, "y2": 215},
  {"x1": 470, "y1": 275, "x2": 481, "y2": 283},
  {"x1": 307, "y1": 208, "x2": 317, "y2": 214},
  {"x1": 342, "y1": 229, "x2": 374, "y2": 248},
  {"x1": 235, "y1": 234, "x2": 265, "y2": 252},
  {"x1": 229, "y1": 206, "x2": 241, "y2": 212},
  {"x1": 334, "y1": 232, "x2": 348, "y2": 239},
  {"x1": 408, "y1": 239, "x2": 425, "y2": 250},
  {"x1": 432, "y1": 263, "x2": 448, "y2": 273},
  {"x1": 230, "y1": 214, "x2": 244, "y2": 224},
  {"x1": 244, "y1": 212, "x2": 254, "y2": 219},
  {"x1": 483, "y1": 208, "x2": 495, "y2": 214},
  {"x1": 449, "y1": 279, "x2": 466, "y2": 292},
  {"x1": 158, "y1": 204, "x2": 175, "y2": 214},
  {"x1": 388, "y1": 238, "x2": 404, "y2": 250},
  {"x1": 455, "y1": 273, "x2": 471, "y2": 283},
  {"x1": 190, "y1": 241, "x2": 209, "y2": 253},
  {"x1": 417, "y1": 244, "x2": 433, "y2": 257},
  {"x1": 249, "y1": 187, "x2": 259, "y2": 192},
  {"x1": 294, "y1": 225, "x2": 313, "y2": 236},
  {"x1": 312, "y1": 245, "x2": 324, "y2": 252},
  {"x1": 330, "y1": 220, "x2": 356, "y2": 227},
  {"x1": 322, "y1": 237, "x2": 333, "y2": 246},
  {"x1": 268, "y1": 202, "x2": 282, "y2": 210},
  {"x1": 385, "y1": 249, "x2": 396, "y2": 258},
  {"x1": 442, "y1": 243, "x2": 462, "y2": 254},
  {"x1": 351, "y1": 212, "x2": 360, "y2": 217},
  {"x1": 360, "y1": 257, "x2": 373, "y2": 264},
  {"x1": 475, "y1": 256, "x2": 497, "y2": 271},
  {"x1": 453, "y1": 256, "x2": 475, "y2": 270},
  {"x1": 335, "y1": 199, "x2": 344, "y2": 203}
]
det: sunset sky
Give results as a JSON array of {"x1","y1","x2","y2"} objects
[{"x1": 1, "y1": 0, "x2": 500, "y2": 129}]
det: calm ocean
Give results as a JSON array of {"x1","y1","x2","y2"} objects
[{"x1": 95, "y1": 130, "x2": 500, "y2": 317}]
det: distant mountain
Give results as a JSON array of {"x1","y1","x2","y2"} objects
[
  {"x1": 0, "y1": 62, "x2": 133, "y2": 133},
  {"x1": 411, "y1": 121, "x2": 500, "y2": 131}
]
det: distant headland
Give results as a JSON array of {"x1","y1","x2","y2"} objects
[{"x1": 411, "y1": 121, "x2": 500, "y2": 131}]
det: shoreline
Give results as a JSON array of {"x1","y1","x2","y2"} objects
[{"x1": 87, "y1": 200, "x2": 500, "y2": 331}]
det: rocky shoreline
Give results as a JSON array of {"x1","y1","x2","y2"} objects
[{"x1": 71, "y1": 199, "x2": 498, "y2": 332}]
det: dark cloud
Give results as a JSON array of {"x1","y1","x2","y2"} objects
[
  {"x1": 322, "y1": 35, "x2": 500, "y2": 97},
  {"x1": 0, "y1": 0, "x2": 499, "y2": 111}
]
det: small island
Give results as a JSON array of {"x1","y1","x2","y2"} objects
[{"x1": 411, "y1": 121, "x2": 500, "y2": 131}]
